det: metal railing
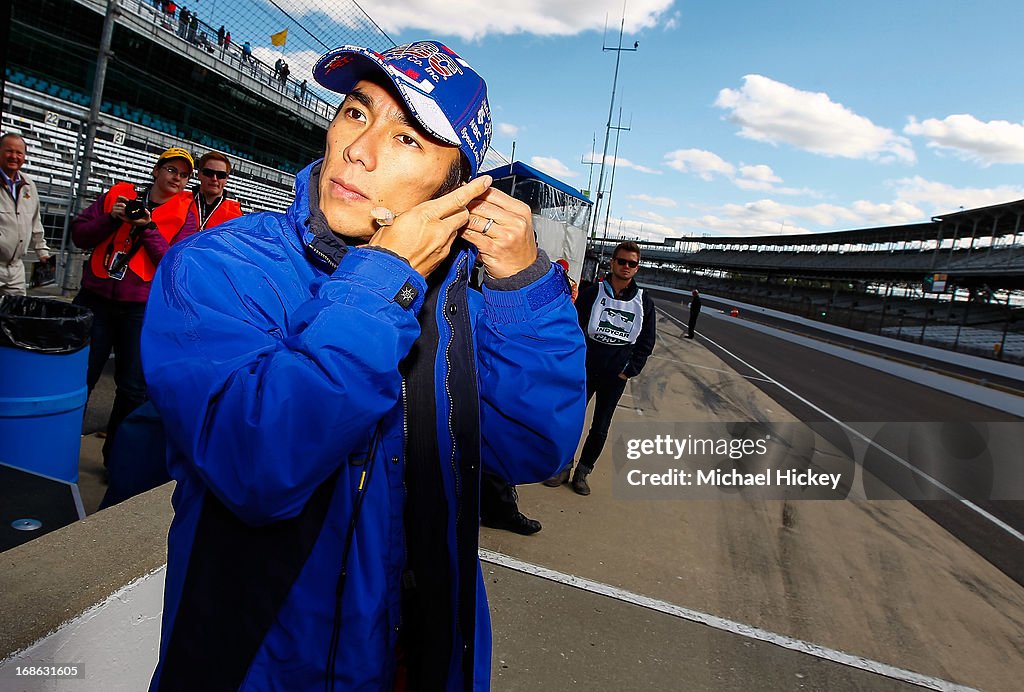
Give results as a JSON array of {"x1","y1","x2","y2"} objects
[{"x1": 117, "y1": 0, "x2": 336, "y2": 121}]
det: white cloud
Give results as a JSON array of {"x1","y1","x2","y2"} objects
[
  {"x1": 583, "y1": 153, "x2": 661, "y2": 174},
  {"x1": 497, "y1": 122, "x2": 520, "y2": 137},
  {"x1": 890, "y1": 176, "x2": 1024, "y2": 215},
  {"x1": 629, "y1": 194, "x2": 677, "y2": 208},
  {"x1": 905, "y1": 115, "x2": 1024, "y2": 166},
  {"x1": 530, "y1": 156, "x2": 578, "y2": 178},
  {"x1": 285, "y1": 0, "x2": 676, "y2": 41},
  {"x1": 737, "y1": 164, "x2": 781, "y2": 184},
  {"x1": 622, "y1": 178, "x2": 1024, "y2": 240},
  {"x1": 715, "y1": 75, "x2": 916, "y2": 163},
  {"x1": 663, "y1": 149, "x2": 734, "y2": 180},
  {"x1": 663, "y1": 150, "x2": 812, "y2": 196}
]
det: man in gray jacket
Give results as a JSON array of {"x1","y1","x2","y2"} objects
[{"x1": 0, "y1": 133, "x2": 51, "y2": 295}]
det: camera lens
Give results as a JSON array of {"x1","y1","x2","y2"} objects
[{"x1": 124, "y1": 200, "x2": 147, "y2": 220}]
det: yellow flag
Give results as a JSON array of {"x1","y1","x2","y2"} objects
[{"x1": 271, "y1": 29, "x2": 288, "y2": 46}]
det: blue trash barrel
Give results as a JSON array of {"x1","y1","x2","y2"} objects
[{"x1": 0, "y1": 296, "x2": 92, "y2": 484}]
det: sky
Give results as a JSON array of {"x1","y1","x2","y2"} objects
[{"x1": 230, "y1": 0, "x2": 1024, "y2": 242}]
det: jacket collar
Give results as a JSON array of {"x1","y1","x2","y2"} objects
[{"x1": 603, "y1": 273, "x2": 639, "y2": 300}]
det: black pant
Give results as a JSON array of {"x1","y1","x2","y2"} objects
[
  {"x1": 73, "y1": 289, "x2": 149, "y2": 464},
  {"x1": 577, "y1": 371, "x2": 629, "y2": 474},
  {"x1": 688, "y1": 310, "x2": 700, "y2": 337},
  {"x1": 479, "y1": 471, "x2": 520, "y2": 522}
]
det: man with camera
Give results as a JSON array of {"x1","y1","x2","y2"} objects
[
  {"x1": 0, "y1": 133, "x2": 51, "y2": 296},
  {"x1": 141, "y1": 41, "x2": 586, "y2": 689},
  {"x1": 189, "y1": 151, "x2": 243, "y2": 230},
  {"x1": 71, "y1": 146, "x2": 198, "y2": 464}
]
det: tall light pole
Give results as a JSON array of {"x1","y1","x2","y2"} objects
[
  {"x1": 64, "y1": 0, "x2": 118, "y2": 294},
  {"x1": 598, "y1": 108, "x2": 630, "y2": 269},
  {"x1": 589, "y1": 12, "x2": 638, "y2": 247},
  {"x1": 579, "y1": 132, "x2": 598, "y2": 199}
]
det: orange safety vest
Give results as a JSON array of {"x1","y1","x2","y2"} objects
[
  {"x1": 190, "y1": 193, "x2": 243, "y2": 231},
  {"x1": 91, "y1": 182, "x2": 193, "y2": 282}
]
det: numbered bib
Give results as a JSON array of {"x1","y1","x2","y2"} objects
[{"x1": 587, "y1": 284, "x2": 644, "y2": 345}]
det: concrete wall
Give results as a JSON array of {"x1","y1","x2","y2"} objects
[{"x1": 0, "y1": 484, "x2": 173, "y2": 690}]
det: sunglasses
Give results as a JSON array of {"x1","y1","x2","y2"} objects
[
  {"x1": 614, "y1": 257, "x2": 639, "y2": 268},
  {"x1": 201, "y1": 168, "x2": 229, "y2": 180},
  {"x1": 161, "y1": 166, "x2": 190, "y2": 179}
]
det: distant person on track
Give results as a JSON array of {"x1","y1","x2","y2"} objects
[
  {"x1": 545, "y1": 240, "x2": 656, "y2": 495},
  {"x1": 687, "y1": 288, "x2": 701, "y2": 338},
  {"x1": 142, "y1": 40, "x2": 585, "y2": 689},
  {"x1": 70, "y1": 147, "x2": 198, "y2": 466},
  {"x1": 189, "y1": 151, "x2": 242, "y2": 230},
  {"x1": 0, "y1": 133, "x2": 51, "y2": 296}
]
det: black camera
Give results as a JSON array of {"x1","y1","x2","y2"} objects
[{"x1": 124, "y1": 199, "x2": 148, "y2": 220}]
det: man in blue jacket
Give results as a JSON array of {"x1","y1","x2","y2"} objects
[{"x1": 141, "y1": 41, "x2": 586, "y2": 690}]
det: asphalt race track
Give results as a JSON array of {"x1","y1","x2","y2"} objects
[{"x1": 654, "y1": 294, "x2": 1024, "y2": 587}]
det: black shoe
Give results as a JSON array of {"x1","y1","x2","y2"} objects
[
  {"x1": 571, "y1": 470, "x2": 591, "y2": 496},
  {"x1": 543, "y1": 464, "x2": 572, "y2": 487},
  {"x1": 482, "y1": 512, "x2": 542, "y2": 535}
]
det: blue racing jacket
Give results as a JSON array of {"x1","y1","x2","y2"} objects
[{"x1": 141, "y1": 161, "x2": 586, "y2": 690}]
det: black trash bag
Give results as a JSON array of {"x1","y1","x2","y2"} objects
[
  {"x1": 0, "y1": 295, "x2": 92, "y2": 354},
  {"x1": 30, "y1": 257, "x2": 57, "y2": 288}
]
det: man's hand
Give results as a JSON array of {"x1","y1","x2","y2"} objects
[
  {"x1": 618, "y1": 373, "x2": 629, "y2": 381},
  {"x1": 367, "y1": 176, "x2": 492, "y2": 278},
  {"x1": 110, "y1": 196, "x2": 153, "y2": 227},
  {"x1": 461, "y1": 187, "x2": 538, "y2": 279}
]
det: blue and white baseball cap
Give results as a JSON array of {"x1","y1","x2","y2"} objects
[{"x1": 313, "y1": 41, "x2": 492, "y2": 178}]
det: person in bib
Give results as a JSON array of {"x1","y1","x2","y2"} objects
[
  {"x1": 189, "y1": 151, "x2": 243, "y2": 231},
  {"x1": 545, "y1": 240, "x2": 657, "y2": 495},
  {"x1": 70, "y1": 146, "x2": 198, "y2": 464}
]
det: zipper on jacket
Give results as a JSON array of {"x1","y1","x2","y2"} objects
[
  {"x1": 442, "y1": 254, "x2": 466, "y2": 519},
  {"x1": 307, "y1": 242, "x2": 338, "y2": 271}
]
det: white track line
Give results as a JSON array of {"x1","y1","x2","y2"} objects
[
  {"x1": 480, "y1": 549, "x2": 977, "y2": 692},
  {"x1": 657, "y1": 307, "x2": 1024, "y2": 545}
]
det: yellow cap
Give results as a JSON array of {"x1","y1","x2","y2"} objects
[{"x1": 157, "y1": 147, "x2": 195, "y2": 171}]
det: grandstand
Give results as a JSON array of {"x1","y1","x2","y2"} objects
[
  {"x1": 3, "y1": 81, "x2": 296, "y2": 243},
  {"x1": 2, "y1": 0, "x2": 512, "y2": 288},
  {"x1": 591, "y1": 202, "x2": 1024, "y2": 362}
]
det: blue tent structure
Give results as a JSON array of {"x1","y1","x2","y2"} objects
[{"x1": 480, "y1": 161, "x2": 592, "y2": 281}]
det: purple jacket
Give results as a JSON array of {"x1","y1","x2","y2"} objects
[{"x1": 71, "y1": 189, "x2": 198, "y2": 303}]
